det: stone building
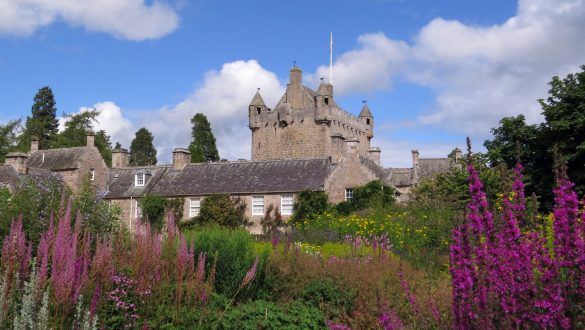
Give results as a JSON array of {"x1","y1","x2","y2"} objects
[
  {"x1": 1, "y1": 65, "x2": 459, "y2": 233},
  {"x1": 0, "y1": 135, "x2": 107, "y2": 194}
]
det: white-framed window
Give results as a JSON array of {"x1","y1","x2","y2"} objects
[
  {"x1": 90, "y1": 169, "x2": 95, "y2": 181},
  {"x1": 252, "y1": 196, "x2": 264, "y2": 215},
  {"x1": 189, "y1": 197, "x2": 201, "y2": 217},
  {"x1": 134, "y1": 200, "x2": 142, "y2": 218},
  {"x1": 345, "y1": 188, "x2": 354, "y2": 201},
  {"x1": 281, "y1": 194, "x2": 294, "y2": 215},
  {"x1": 135, "y1": 173, "x2": 145, "y2": 187}
]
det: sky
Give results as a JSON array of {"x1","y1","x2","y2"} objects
[{"x1": 1, "y1": 0, "x2": 584, "y2": 167}]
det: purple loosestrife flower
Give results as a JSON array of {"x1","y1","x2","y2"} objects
[
  {"x1": 196, "y1": 252, "x2": 206, "y2": 283},
  {"x1": 378, "y1": 309, "x2": 404, "y2": 330},
  {"x1": 1, "y1": 218, "x2": 30, "y2": 278},
  {"x1": 90, "y1": 285, "x2": 101, "y2": 321},
  {"x1": 326, "y1": 320, "x2": 351, "y2": 330},
  {"x1": 241, "y1": 256, "x2": 259, "y2": 287},
  {"x1": 398, "y1": 271, "x2": 418, "y2": 315},
  {"x1": 449, "y1": 223, "x2": 475, "y2": 330},
  {"x1": 36, "y1": 217, "x2": 54, "y2": 292}
]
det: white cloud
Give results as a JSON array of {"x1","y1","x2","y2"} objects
[
  {"x1": 143, "y1": 60, "x2": 284, "y2": 162},
  {"x1": 307, "y1": 33, "x2": 409, "y2": 95},
  {"x1": 0, "y1": 0, "x2": 179, "y2": 40},
  {"x1": 310, "y1": 0, "x2": 585, "y2": 141}
]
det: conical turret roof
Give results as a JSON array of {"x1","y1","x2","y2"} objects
[
  {"x1": 250, "y1": 90, "x2": 266, "y2": 106},
  {"x1": 359, "y1": 103, "x2": 372, "y2": 117}
]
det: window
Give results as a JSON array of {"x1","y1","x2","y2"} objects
[
  {"x1": 134, "y1": 200, "x2": 142, "y2": 218},
  {"x1": 189, "y1": 197, "x2": 201, "y2": 217},
  {"x1": 366, "y1": 118, "x2": 370, "y2": 125},
  {"x1": 90, "y1": 169, "x2": 95, "y2": 181},
  {"x1": 324, "y1": 97, "x2": 329, "y2": 105},
  {"x1": 345, "y1": 188, "x2": 354, "y2": 201},
  {"x1": 135, "y1": 173, "x2": 145, "y2": 187},
  {"x1": 256, "y1": 107, "x2": 261, "y2": 114},
  {"x1": 281, "y1": 194, "x2": 294, "y2": 215},
  {"x1": 252, "y1": 196, "x2": 264, "y2": 215}
]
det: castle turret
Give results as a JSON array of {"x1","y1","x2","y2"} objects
[
  {"x1": 359, "y1": 102, "x2": 374, "y2": 140},
  {"x1": 248, "y1": 89, "x2": 266, "y2": 130},
  {"x1": 315, "y1": 81, "x2": 333, "y2": 122}
]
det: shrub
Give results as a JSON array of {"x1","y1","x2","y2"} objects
[
  {"x1": 139, "y1": 194, "x2": 167, "y2": 230},
  {"x1": 290, "y1": 190, "x2": 329, "y2": 226},
  {"x1": 260, "y1": 204, "x2": 284, "y2": 238},
  {"x1": 184, "y1": 226, "x2": 269, "y2": 299},
  {"x1": 218, "y1": 300, "x2": 327, "y2": 330},
  {"x1": 301, "y1": 278, "x2": 356, "y2": 319},
  {"x1": 187, "y1": 194, "x2": 249, "y2": 228},
  {"x1": 73, "y1": 176, "x2": 120, "y2": 236},
  {"x1": 334, "y1": 180, "x2": 396, "y2": 215}
]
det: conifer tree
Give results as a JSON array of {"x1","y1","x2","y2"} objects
[
  {"x1": 19, "y1": 87, "x2": 59, "y2": 151},
  {"x1": 0, "y1": 119, "x2": 21, "y2": 163},
  {"x1": 188, "y1": 113, "x2": 219, "y2": 163},
  {"x1": 129, "y1": 127, "x2": 157, "y2": 166}
]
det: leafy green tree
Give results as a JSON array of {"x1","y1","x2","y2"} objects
[
  {"x1": 334, "y1": 180, "x2": 395, "y2": 215},
  {"x1": 51, "y1": 110, "x2": 113, "y2": 166},
  {"x1": 188, "y1": 194, "x2": 248, "y2": 228},
  {"x1": 18, "y1": 87, "x2": 59, "y2": 151},
  {"x1": 188, "y1": 113, "x2": 219, "y2": 163},
  {"x1": 289, "y1": 190, "x2": 329, "y2": 226},
  {"x1": 129, "y1": 127, "x2": 157, "y2": 166},
  {"x1": 139, "y1": 194, "x2": 167, "y2": 230},
  {"x1": 0, "y1": 119, "x2": 21, "y2": 163},
  {"x1": 73, "y1": 176, "x2": 120, "y2": 236}
]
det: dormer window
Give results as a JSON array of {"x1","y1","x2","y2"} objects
[
  {"x1": 256, "y1": 107, "x2": 261, "y2": 114},
  {"x1": 90, "y1": 169, "x2": 95, "y2": 181},
  {"x1": 135, "y1": 173, "x2": 145, "y2": 187},
  {"x1": 324, "y1": 97, "x2": 329, "y2": 105}
]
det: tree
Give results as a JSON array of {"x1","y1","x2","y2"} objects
[
  {"x1": 129, "y1": 128, "x2": 157, "y2": 166},
  {"x1": 189, "y1": 194, "x2": 249, "y2": 228},
  {"x1": 289, "y1": 190, "x2": 329, "y2": 226},
  {"x1": 73, "y1": 176, "x2": 120, "y2": 235},
  {"x1": 19, "y1": 87, "x2": 59, "y2": 150},
  {"x1": 0, "y1": 119, "x2": 21, "y2": 163},
  {"x1": 188, "y1": 113, "x2": 219, "y2": 163},
  {"x1": 51, "y1": 110, "x2": 113, "y2": 166}
]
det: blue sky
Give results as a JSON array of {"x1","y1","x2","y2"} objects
[{"x1": 1, "y1": 0, "x2": 584, "y2": 167}]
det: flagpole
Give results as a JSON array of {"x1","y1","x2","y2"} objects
[{"x1": 329, "y1": 32, "x2": 333, "y2": 85}]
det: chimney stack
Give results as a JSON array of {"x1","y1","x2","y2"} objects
[
  {"x1": 86, "y1": 134, "x2": 95, "y2": 148},
  {"x1": 368, "y1": 147, "x2": 381, "y2": 165},
  {"x1": 30, "y1": 136, "x2": 39, "y2": 152},
  {"x1": 112, "y1": 147, "x2": 130, "y2": 168},
  {"x1": 172, "y1": 148, "x2": 191, "y2": 170},
  {"x1": 5, "y1": 152, "x2": 28, "y2": 174}
]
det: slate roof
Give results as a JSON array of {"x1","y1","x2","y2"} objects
[
  {"x1": 27, "y1": 147, "x2": 88, "y2": 170},
  {"x1": 419, "y1": 158, "x2": 453, "y2": 179},
  {"x1": 0, "y1": 165, "x2": 19, "y2": 190},
  {"x1": 359, "y1": 103, "x2": 372, "y2": 117},
  {"x1": 105, "y1": 166, "x2": 170, "y2": 198},
  {"x1": 249, "y1": 91, "x2": 266, "y2": 106},
  {"x1": 150, "y1": 158, "x2": 333, "y2": 197},
  {"x1": 388, "y1": 168, "x2": 413, "y2": 187}
]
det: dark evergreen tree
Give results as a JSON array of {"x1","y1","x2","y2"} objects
[
  {"x1": 0, "y1": 119, "x2": 21, "y2": 163},
  {"x1": 129, "y1": 127, "x2": 157, "y2": 166},
  {"x1": 19, "y1": 86, "x2": 59, "y2": 150},
  {"x1": 188, "y1": 113, "x2": 219, "y2": 163}
]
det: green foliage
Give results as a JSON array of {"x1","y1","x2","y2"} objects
[
  {"x1": 335, "y1": 180, "x2": 396, "y2": 215},
  {"x1": 301, "y1": 278, "x2": 356, "y2": 320},
  {"x1": 165, "y1": 197, "x2": 184, "y2": 222},
  {"x1": 184, "y1": 227, "x2": 270, "y2": 299},
  {"x1": 50, "y1": 110, "x2": 113, "y2": 166},
  {"x1": 139, "y1": 194, "x2": 167, "y2": 230},
  {"x1": 0, "y1": 119, "x2": 21, "y2": 163},
  {"x1": 484, "y1": 65, "x2": 585, "y2": 209},
  {"x1": 0, "y1": 172, "x2": 69, "y2": 247},
  {"x1": 129, "y1": 127, "x2": 157, "y2": 166},
  {"x1": 73, "y1": 176, "x2": 120, "y2": 236},
  {"x1": 189, "y1": 113, "x2": 220, "y2": 163},
  {"x1": 18, "y1": 86, "x2": 59, "y2": 151},
  {"x1": 290, "y1": 190, "x2": 329, "y2": 226},
  {"x1": 218, "y1": 300, "x2": 327, "y2": 330},
  {"x1": 186, "y1": 194, "x2": 249, "y2": 228}
]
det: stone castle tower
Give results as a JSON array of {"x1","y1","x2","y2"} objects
[{"x1": 248, "y1": 65, "x2": 381, "y2": 164}]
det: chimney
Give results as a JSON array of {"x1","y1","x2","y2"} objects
[
  {"x1": 453, "y1": 148, "x2": 462, "y2": 162},
  {"x1": 30, "y1": 136, "x2": 39, "y2": 152},
  {"x1": 86, "y1": 134, "x2": 95, "y2": 148},
  {"x1": 412, "y1": 149, "x2": 420, "y2": 166},
  {"x1": 411, "y1": 149, "x2": 420, "y2": 185},
  {"x1": 111, "y1": 148, "x2": 130, "y2": 168},
  {"x1": 367, "y1": 147, "x2": 381, "y2": 165},
  {"x1": 5, "y1": 152, "x2": 28, "y2": 174},
  {"x1": 172, "y1": 148, "x2": 191, "y2": 170},
  {"x1": 286, "y1": 65, "x2": 304, "y2": 108}
]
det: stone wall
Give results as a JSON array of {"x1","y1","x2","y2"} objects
[{"x1": 324, "y1": 155, "x2": 381, "y2": 204}]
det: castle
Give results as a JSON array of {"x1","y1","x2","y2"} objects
[{"x1": 0, "y1": 65, "x2": 459, "y2": 233}]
